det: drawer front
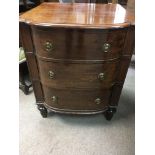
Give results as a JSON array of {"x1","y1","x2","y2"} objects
[
  {"x1": 37, "y1": 59, "x2": 119, "y2": 89},
  {"x1": 32, "y1": 27, "x2": 126, "y2": 60},
  {"x1": 43, "y1": 86, "x2": 110, "y2": 111}
]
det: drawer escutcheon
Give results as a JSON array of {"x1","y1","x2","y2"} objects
[
  {"x1": 102, "y1": 43, "x2": 111, "y2": 52},
  {"x1": 48, "y1": 71, "x2": 55, "y2": 79},
  {"x1": 44, "y1": 41, "x2": 53, "y2": 52},
  {"x1": 95, "y1": 98, "x2": 101, "y2": 105},
  {"x1": 51, "y1": 96, "x2": 58, "y2": 103},
  {"x1": 98, "y1": 73, "x2": 105, "y2": 81}
]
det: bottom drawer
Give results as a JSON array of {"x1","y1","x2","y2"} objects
[{"x1": 43, "y1": 86, "x2": 111, "y2": 111}]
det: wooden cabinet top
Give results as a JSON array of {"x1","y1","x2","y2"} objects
[{"x1": 19, "y1": 2, "x2": 134, "y2": 29}]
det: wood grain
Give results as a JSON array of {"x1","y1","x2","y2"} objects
[
  {"x1": 42, "y1": 86, "x2": 111, "y2": 110},
  {"x1": 19, "y1": 3, "x2": 134, "y2": 28},
  {"x1": 19, "y1": 3, "x2": 135, "y2": 117},
  {"x1": 37, "y1": 59, "x2": 120, "y2": 89},
  {"x1": 32, "y1": 26, "x2": 127, "y2": 60}
]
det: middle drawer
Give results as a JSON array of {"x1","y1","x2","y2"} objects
[{"x1": 37, "y1": 59, "x2": 119, "y2": 89}]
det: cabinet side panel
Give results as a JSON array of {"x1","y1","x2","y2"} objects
[
  {"x1": 19, "y1": 22, "x2": 34, "y2": 53},
  {"x1": 26, "y1": 53, "x2": 40, "y2": 80},
  {"x1": 110, "y1": 57, "x2": 131, "y2": 106},
  {"x1": 19, "y1": 22, "x2": 44, "y2": 103},
  {"x1": 116, "y1": 56, "x2": 132, "y2": 82},
  {"x1": 32, "y1": 81, "x2": 44, "y2": 102},
  {"x1": 122, "y1": 26, "x2": 135, "y2": 56},
  {"x1": 110, "y1": 26, "x2": 135, "y2": 106}
]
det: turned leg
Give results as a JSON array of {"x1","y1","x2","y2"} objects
[
  {"x1": 23, "y1": 85, "x2": 29, "y2": 95},
  {"x1": 37, "y1": 104, "x2": 47, "y2": 118},
  {"x1": 104, "y1": 107, "x2": 117, "y2": 121}
]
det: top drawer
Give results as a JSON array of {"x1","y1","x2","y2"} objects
[{"x1": 32, "y1": 27, "x2": 127, "y2": 60}]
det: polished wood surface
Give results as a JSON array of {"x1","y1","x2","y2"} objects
[
  {"x1": 20, "y1": 23, "x2": 44, "y2": 102},
  {"x1": 19, "y1": 3, "x2": 135, "y2": 119},
  {"x1": 37, "y1": 59, "x2": 119, "y2": 89},
  {"x1": 20, "y1": 3, "x2": 134, "y2": 28},
  {"x1": 32, "y1": 26, "x2": 126, "y2": 60},
  {"x1": 42, "y1": 86, "x2": 110, "y2": 110}
]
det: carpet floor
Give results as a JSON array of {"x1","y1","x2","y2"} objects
[{"x1": 19, "y1": 64, "x2": 135, "y2": 155}]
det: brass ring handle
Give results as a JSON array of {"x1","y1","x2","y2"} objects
[
  {"x1": 95, "y1": 98, "x2": 101, "y2": 105},
  {"x1": 98, "y1": 73, "x2": 105, "y2": 81},
  {"x1": 51, "y1": 96, "x2": 58, "y2": 103},
  {"x1": 44, "y1": 41, "x2": 53, "y2": 52},
  {"x1": 102, "y1": 43, "x2": 111, "y2": 52},
  {"x1": 48, "y1": 71, "x2": 54, "y2": 79}
]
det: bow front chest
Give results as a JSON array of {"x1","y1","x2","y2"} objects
[{"x1": 20, "y1": 3, "x2": 134, "y2": 120}]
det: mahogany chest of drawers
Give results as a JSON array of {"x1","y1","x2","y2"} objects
[{"x1": 20, "y1": 3, "x2": 134, "y2": 120}]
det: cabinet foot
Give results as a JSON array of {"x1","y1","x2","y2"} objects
[
  {"x1": 19, "y1": 83, "x2": 29, "y2": 95},
  {"x1": 37, "y1": 104, "x2": 47, "y2": 118},
  {"x1": 23, "y1": 85, "x2": 29, "y2": 95},
  {"x1": 104, "y1": 107, "x2": 117, "y2": 121}
]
